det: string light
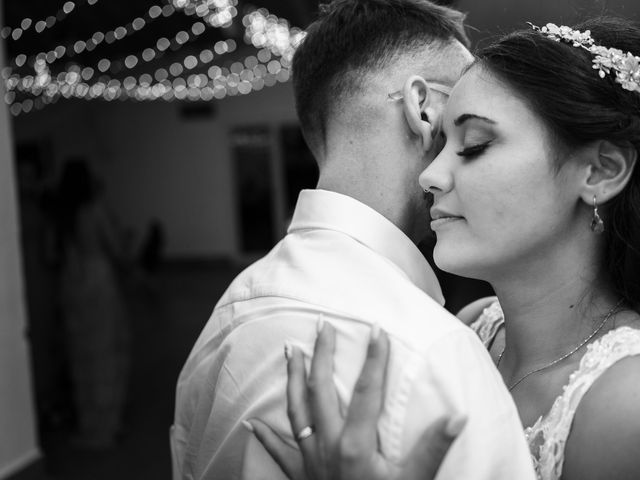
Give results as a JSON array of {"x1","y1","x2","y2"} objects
[
  {"x1": 6, "y1": 40, "x2": 291, "y2": 107},
  {"x1": 171, "y1": 0, "x2": 239, "y2": 27},
  {"x1": 5, "y1": 0, "x2": 238, "y2": 72},
  {"x1": 96, "y1": 17, "x2": 228, "y2": 77},
  {"x1": 243, "y1": 8, "x2": 306, "y2": 63},
  {"x1": 4, "y1": 3, "x2": 305, "y2": 115},
  {"x1": 5, "y1": 2, "x2": 173, "y2": 71},
  {"x1": 6, "y1": 37, "x2": 238, "y2": 92},
  {"x1": 1, "y1": 0, "x2": 101, "y2": 42},
  {"x1": 6, "y1": 0, "x2": 244, "y2": 78},
  {"x1": 6, "y1": 52, "x2": 291, "y2": 115}
]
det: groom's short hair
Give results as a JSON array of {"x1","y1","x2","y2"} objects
[{"x1": 292, "y1": 0, "x2": 469, "y2": 156}]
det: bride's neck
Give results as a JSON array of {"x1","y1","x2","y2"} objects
[{"x1": 491, "y1": 252, "x2": 615, "y2": 372}]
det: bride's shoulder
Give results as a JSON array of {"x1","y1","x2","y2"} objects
[
  {"x1": 562, "y1": 325, "x2": 640, "y2": 480},
  {"x1": 456, "y1": 296, "x2": 499, "y2": 326}
]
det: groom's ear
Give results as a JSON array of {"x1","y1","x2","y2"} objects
[{"x1": 402, "y1": 75, "x2": 438, "y2": 152}]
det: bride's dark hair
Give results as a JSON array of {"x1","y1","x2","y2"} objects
[{"x1": 476, "y1": 17, "x2": 640, "y2": 311}]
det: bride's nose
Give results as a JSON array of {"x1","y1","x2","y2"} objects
[{"x1": 419, "y1": 160, "x2": 453, "y2": 195}]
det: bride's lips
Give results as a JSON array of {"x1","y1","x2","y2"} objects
[{"x1": 430, "y1": 207, "x2": 464, "y2": 230}]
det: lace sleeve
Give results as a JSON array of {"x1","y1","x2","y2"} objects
[
  {"x1": 469, "y1": 301, "x2": 504, "y2": 348},
  {"x1": 527, "y1": 326, "x2": 640, "y2": 480}
]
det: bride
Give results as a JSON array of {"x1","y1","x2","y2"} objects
[{"x1": 245, "y1": 16, "x2": 640, "y2": 480}]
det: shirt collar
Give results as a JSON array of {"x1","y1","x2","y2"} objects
[{"x1": 288, "y1": 189, "x2": 444, "y2": 305}]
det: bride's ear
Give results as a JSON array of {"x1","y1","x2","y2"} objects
[
  {"x1": 401, "y1": 75, "x2": 438, "y2": 152},
  {"x1": 579, "y1": 140, "x2": 637, "y2": 205}
]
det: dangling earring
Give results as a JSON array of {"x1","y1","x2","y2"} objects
[{"x1": 590, "y1": 195, "x2": 605, "y2": 234}]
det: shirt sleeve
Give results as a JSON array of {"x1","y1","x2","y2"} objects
[{"x1": 397, "y1": 328, "x2": 536, "y2": 480}]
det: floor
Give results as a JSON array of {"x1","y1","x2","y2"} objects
[{"x1": 37, "y1": 264, "x2": 241, "y2": 480}]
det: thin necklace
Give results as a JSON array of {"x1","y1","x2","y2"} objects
[{"x1": 496, "y1": 299, "x2": 624, "y2": 392}]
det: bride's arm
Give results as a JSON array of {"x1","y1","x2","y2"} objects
[{"x1": 562, "y1": 355, "x2": 640, "y2": 480}]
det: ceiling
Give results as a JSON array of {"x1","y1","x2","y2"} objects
[
  {"x1": 1, "y1": 0, "x2": 319, "y2": 78},
  {"x1": 2, "y1": 0, "x2": 458, "y2": 68},
  {"x1": 0, "y1": 0, "x2": 459, "y2": 99}
]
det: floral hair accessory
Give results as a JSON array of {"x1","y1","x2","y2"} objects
[{"x1": 529, "y1": 22, "x2": 640, "y2": 93}]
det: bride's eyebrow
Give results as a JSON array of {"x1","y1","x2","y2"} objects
[{"x1": 453, "y1": 113, "x2": 497, "y2": 127}]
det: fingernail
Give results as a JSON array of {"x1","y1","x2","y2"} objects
[
  {"x1": 370, "y1": 323, "x2": 381, "y2": 341},
  {"x1": 284, "y1": 342, "x2": 292, "y2": 361},
  {"x1": 445, "y1": 416, "x2": 467, "y2": 437},
  {"x1": 316, "y1": 314, "x2": 325, "y2": 334},
  {"x1": 242, "y1": 420, "x2": 254, "y2": 433}
]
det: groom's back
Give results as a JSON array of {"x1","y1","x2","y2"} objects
[{"x1": 172, "y1": 190, "x2": 535, "y2": 480}]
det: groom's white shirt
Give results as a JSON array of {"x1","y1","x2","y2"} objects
[{"x1": 171, "y1": 189, "x2": 535, "y2": 480}]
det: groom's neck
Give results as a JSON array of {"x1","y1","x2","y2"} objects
[{"x1": 316, "y1": 160, "x2": 414, "y2": 241}]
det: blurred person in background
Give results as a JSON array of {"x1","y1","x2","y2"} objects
[{"x1": 55, "y1": 158, "x2": 132, "y2": 449}]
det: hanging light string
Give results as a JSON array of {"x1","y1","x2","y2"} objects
[
  {"x1": 1, "y1": 0, "x2": 100, "y2": 42},
  {"x1": 4, "y1": 6, "x2": 306, "y2": 115},
  {"x1": 243, "y1": 8, "x2": 306, "y2": 63},
  {"x1": 6, "y1": 37, "x2": 238, "y2": 98},
  {"x1": 7, "y1": 43, "x2": 290, "y2": 104},
  {"x1": 6, "y1": 52, "x2": 292, "y2": 116},
  {"x1": 6, "y1": 6, "x2": 299, "y2": 89},
  {"x1": 4, "y1": 21, "x2": 240, "y2": 96},
  {"x1": 93, "y1": 17, "x2": 233, "y2": 77},
  {"x1": 68, "y1": 0, "x2": 240, "y2": 79},
  {"x1": 6, "y1": 2, "x2": 175, "y2": 72},
  {"x1": 4, "y1": 0, "x2": 238, "y2": 73},
  {"x1": 4, "y1": 6, "x2": 300, "y2": 94},
  {"x1": 59, "y1": 0, "x2": 239, "y2": 70}
]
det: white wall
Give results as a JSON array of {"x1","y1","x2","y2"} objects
[
  {"x1": 0, "y1": 1, "x2": 40, "y2": 475},
  {"x1": 13, "y1": 82, "x2": 298, "y2": 259}
]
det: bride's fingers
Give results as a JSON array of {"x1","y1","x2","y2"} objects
[
  {"x1": 246, "y1": 419, "x2": 306, "y2": 480},
  {"x1": 341, "y1": 327, "x2": 390, "y2": 456},
  {"x1": 286, "y1": 344, "x2": 318, "y2": 460},
  {"x1": 308, "y1": 317, "x2": 343, "y2": 442},
  {"x1": 399, "y1": 416, "x2": 467, "y2": 480}
]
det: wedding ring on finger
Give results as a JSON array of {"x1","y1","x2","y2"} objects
[{"x1": 295, "y1": 425, "x2": 315, "y2": 442}]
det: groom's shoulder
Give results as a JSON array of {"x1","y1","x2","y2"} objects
[
  {"x1": 212, "y1": 243, "x2": 288, "y2": 307},
  {"x1": 207, "y1": 231, "x2": 471, "y2": 339},
  {"x1": 382, "y1": 290, "x2": 477, "y2": 349}
]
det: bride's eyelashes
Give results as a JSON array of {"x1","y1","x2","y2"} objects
[{"x1": 456, "y1": 140, "x2": 492, "y2": 159}]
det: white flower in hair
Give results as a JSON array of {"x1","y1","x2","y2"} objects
[{"x1": 529, "y1": 22, "x2": 640, "y2": 93}]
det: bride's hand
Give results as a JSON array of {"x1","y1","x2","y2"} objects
[{"x1": 245, "y1": 319, "x2": 466, "y2": 480}]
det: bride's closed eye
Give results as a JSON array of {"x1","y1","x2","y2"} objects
[{"x1": 457, "y1": 140, "x2": 492, "y2": 159}]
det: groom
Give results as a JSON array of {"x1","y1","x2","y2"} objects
[{"x1": 172, "y1": 1, "x2": 534, "y2": 479}]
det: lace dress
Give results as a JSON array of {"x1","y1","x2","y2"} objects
[{"x1": 470, "y1": 301, "x2": 640, "y2": 480}]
